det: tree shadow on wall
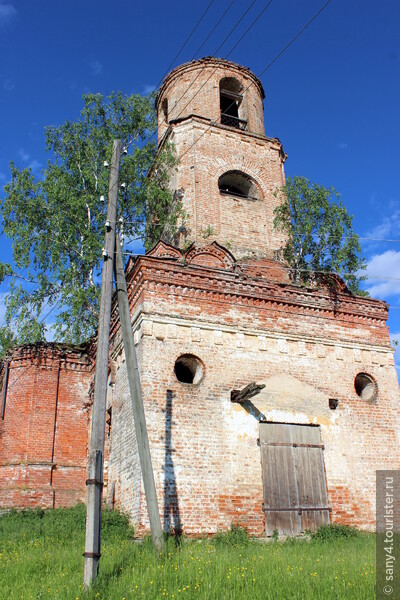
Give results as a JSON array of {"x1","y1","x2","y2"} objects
[{"x1": 163, "y1": 390, "x2": 182, "y2": 541}]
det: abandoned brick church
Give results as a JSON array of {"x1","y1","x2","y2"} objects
[{"x1": 1, "y1": 57, "x2": 399, "y2": 536}]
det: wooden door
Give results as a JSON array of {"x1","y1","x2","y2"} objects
[{"x1": 260, "y1": 422, "x2": 330, "y2": 536}]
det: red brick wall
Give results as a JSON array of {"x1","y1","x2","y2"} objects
[
  {"x1": 0, "y1": 344, "x2": 93, "y2": 508},
  {"x1": 155, "y1": 57, "x2": 288, "y2": 259},
  {"x1": 108, "y1": 249, "x2": 400, "y2": 536},
  {"x1": 156, "y1": 57, "x2": 266, "y2": 141},
  {"x1": 107, "y1": 57, "x2": 399, "y2": 537}
]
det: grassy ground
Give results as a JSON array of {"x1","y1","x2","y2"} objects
[{"x1": 0, "y1": 505, "x2": 375, "y2": 600}]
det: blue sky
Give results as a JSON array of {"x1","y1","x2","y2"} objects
[{"x1": 1, "y1": 0, "x2": 400, "y2": 362}]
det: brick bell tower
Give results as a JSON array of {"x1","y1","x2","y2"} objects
[
  {"x1": 107, "y1": 56, "x2": 400, "y2": 538},
  {"x1": 155, "y1": 57, "x2": 287, "y2": 258}
]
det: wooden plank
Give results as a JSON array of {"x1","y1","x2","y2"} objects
[
  {"x1": 261, "y1": 443, "x2": 278, "y2": 536},
  {"x1": 293, "y1": 427, "x2": 310, "y2": 532},
  {"x1": 297, "y1": 426, "x2": 329, "y2": 530},
  {"x1": 286, "y1": 426, "x2": 301, "y2": 536},
  {"x1": 310, "y1": 428, "x2": 330, "y2": 526}
]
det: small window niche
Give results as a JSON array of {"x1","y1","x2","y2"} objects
[
  {"x1": 219, "y1": 77, "x2": 246, "y2": 130},
  {"x1": 161, "y1": 98, "x2": 168, "y2": 123},
  {"x1": 174, "y1": 354, "x2": 204, "y2": 385},
  {"x1": 354, "y1": 373, "x2": 377, "y2": 403},
  {"x1": 218, "y1": 170, "x2": 260, "y2": 201}
]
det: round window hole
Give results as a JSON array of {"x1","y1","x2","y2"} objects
[
  {"x1": 174, "y1": 354, "x2": 204, "y2": 385},
  {"x1": 354, "y1": 373, "x2": 377, "y2": 403}
]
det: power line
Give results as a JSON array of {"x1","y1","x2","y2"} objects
[
  {"x1": 144, "y1": 0, "x2": 260, "y2": 149},
  {"x1": 153, "y1": 0, "x2": 217, "y2": 92},
  {"x1": 225, "y1": 0, "x2": 274, "y2": 57},
  {"x1": 179, "y1": 0, "x2": 333, "y2": 161},
  {"x1": 257, "y1": 0, "x2": 332, "y2": 78},
  {"x1": 190, "y1": 0, "x2": 237, "y2": 61},
  {"x1": 358, "y1": 237, "x2": 400, "y2": 243},
  {"x1": 160, "y1": 0, "x2": 269, "y2": 135}
]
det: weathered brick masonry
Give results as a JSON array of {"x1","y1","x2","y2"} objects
[
  {"x1": 1, "y1": 57, "x2": 399, "y2": 537},
  {"x1": 0, "y1": 344, "x2": 93, "y2": 508},
  {"x1": 108, "y1": 244, "x2": 399, "y2": 535},
  {"x1": 107, "y1": 57, "x2": 400, "y2": 535}
]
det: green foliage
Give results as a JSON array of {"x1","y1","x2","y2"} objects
[
  {"x1": 271, "y1": 528, "x2": 279, "y2": 541},
  {"x1": 0, "y1": 262, "x2": 12, "y2": 283},
  {"x1": 0, "y1": 92, "x2": 177, "y2": 354},
  {"x1": 214, "y1": 523, "x2": 250, "y2": 547},
  {"x1": 273, "y1": 176, "x2": 367, "y2": 295},
  {"x1": 0, "y1": 326, "x2": 15, "y2": 357},
  {"x1": 310, "y1": 523, "x2": 360, "y2": 541},
  {"x1": 199, "y1": 225, "x2": 216, "y2": 241}
]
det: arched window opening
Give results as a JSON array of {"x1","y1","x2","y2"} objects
[
  {"x1": 354, "y1": 373, "x2": 377, "y2": 403},
  {"x1": 218, "y1": 170, "x2": 260, "y2": 200},
  {"x1": 219, "y1": 77, "x2": 247, "y2": 131},
  {"x1": 161, "y1": 98, "x2": 168, "y2": 123}
]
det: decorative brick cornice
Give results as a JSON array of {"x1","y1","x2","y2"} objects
[
  {"x1": 7, "y1": 342, "x2": 93, "y2": 371},
  {"x1": 167, "y1": 114, "x2": 284, "y2": 151},
  {"x1": 118, "y1": 252, "x2": 388, "y2": 329}
]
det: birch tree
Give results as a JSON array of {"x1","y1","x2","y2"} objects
[
  {"x1": 0, "y1": 92, "x2": 177, "y2": 352},
  {"x1": 273, "y1": 176, "x2": 367, "y2": 294}
]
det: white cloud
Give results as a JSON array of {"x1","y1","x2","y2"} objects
[
  {"x1": 336, "y1": 142, "x2": 348, "y2": 150},
  {"x1": 18, "y1": 148, "x2": 30, "y2": 162},
  {"x1": 143, "y1": 84, "x2": 156, "y2": 95},
  {"x1": 365, "y1": 208, "x2": 400, "y2": 241},
  {"x1": 17, "y1": 150, "x2": 41, "y2": 172},
  {"x1": 28, "y1": 159, "x2": 41, "y2": 173},
  {"x1": 89, "y1": 60, "x2": 103, "y2": 76},
  {"x1": 0, "y1": 2, "x2": 16, "y2": 26},
  {"x1": 0, "y1": 172, "x2": 5, "y2": 180},
  {"x1": 365, "y1": 250, "x2": 400, "y2": 299}
]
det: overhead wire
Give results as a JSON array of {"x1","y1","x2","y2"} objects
[
  {"x1": 153, "y1": 0, "x2": 217, "y2": 92},
  {"x1": 135, "y1": 0, "x2": 260, "y2": 158},
  {"x1": 257, "y1": 0, "x2": 332, "y2": 78},
  {"x1": 178, "y1": 0, "x2": 333, "y2": 161},
  {"x1": 148, "y1": 0, "x2": 265, "y2": 145},
  {"x1": 1, "y1": 1, "x2": 276, "y2": 244},
  {"x1": 189, "y1": 0, "x2": 237, "y2": 61},
  {"x1": 6, "y1": 0, "x2": 400, "y2": 348}
]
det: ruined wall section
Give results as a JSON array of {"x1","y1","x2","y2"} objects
[{"x1": 0, "y1": 344, "x2": 93, "y2": 508}]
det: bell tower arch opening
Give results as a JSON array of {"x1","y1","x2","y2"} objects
[
  {"x1": 219, "y1": 77, "x2": 246, "y2": 130},
  {"x1": 155, "y1": 57, "x2": 287, "y2": 257},
  {"x1": 218, "y1": 170, "x2": 260, "y2": 201}
]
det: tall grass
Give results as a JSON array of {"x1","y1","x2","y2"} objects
[{"x1": 0, "y1": 505, "x2": 375, "y2": 599}]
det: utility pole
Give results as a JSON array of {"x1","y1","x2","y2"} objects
[
  {"x1": 84, "y1": 139, "x2": 122, "y2": 587},
  {"x1": 114, "y1": 233, "x2": 163, "y2": 551}
]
